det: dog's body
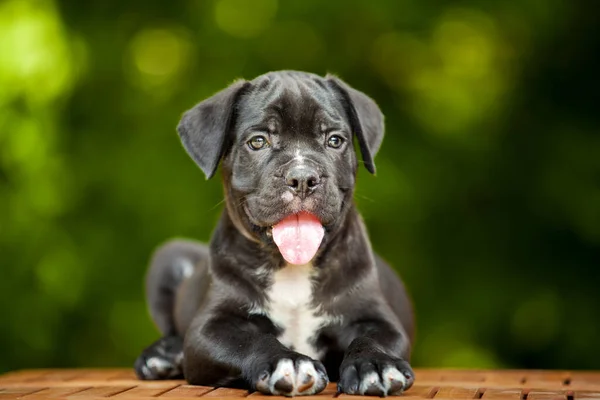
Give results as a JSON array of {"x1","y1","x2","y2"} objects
[{"x1": 135, "y1": 71, "x2": 415, "y2": 396}]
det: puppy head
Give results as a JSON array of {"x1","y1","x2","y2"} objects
[{"x1": 177, "y1": 71, "x2": 384, "y2": 264}]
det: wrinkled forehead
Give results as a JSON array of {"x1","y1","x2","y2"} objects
[{"x1": 235, "y1": 73, "x2": 347, "y2": 134}]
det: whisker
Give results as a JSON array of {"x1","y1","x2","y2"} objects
[
  {"x1": 237, "y1": 196, "x2": 249, "y2": 208},
  {"x1": 209, "y1": 198, "x2": 227, "y2": 211},
  {"x1": 208, "y1": 189, "x2": 260, "y2": 211},
  {"x1": 354, "y1": 193, "x2": 376, "y2": 203}
]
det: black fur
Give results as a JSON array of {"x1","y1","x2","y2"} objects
[
  {"x1": 178, "y1": 80, "x2": 251, "y2": 179},
  {"x1": 135, "y1": 71, "x2": 415, "y2": 397}
]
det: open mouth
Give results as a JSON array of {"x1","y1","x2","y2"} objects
[{"x1": 271, "y1": 212, "x2": 325, "y2": 265}]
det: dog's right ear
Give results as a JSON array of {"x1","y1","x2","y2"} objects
[{"x1": 177, "y1": 80, "x2": 250, "y2": 179}]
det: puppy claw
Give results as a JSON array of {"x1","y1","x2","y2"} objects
[{"x1": 297, "y1": 374, "x2": 315, "y2": 393}]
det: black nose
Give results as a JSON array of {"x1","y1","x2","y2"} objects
[{"x1": 285, "y1": 165, "x2": 321, "y2": 198}]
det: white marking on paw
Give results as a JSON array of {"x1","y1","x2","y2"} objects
[
  {"x1": 141, "y1": 365, "x2": 151, "y2": 378},
  {"x1": 359, "y1": 371, "x2": 384, "y2": 395},
  {"x1": 266, "y1": 358, "x2": 327, "y2": 396},
  {"x1": 382, "y1": 366, "x2": 407, "y2": 393},
  {"x1": 270, "y1": 358, "x2": 295, "y2": 393},
  {"x1": 271, "y1": 358, "x2": 295, "y2": 383},
  {"x1": 146, "y1": 357, "x2": 171, "y2": 374},
  {"x1": 296, "y1": 360, "x2": 317, "y2": 377},
  {"x1": 296, "y1": 360, "x2": 322, "y2": 395}
]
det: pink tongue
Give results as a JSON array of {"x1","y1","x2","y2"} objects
[{"x1": 272, "y1": 212, "x2": 325, "y2": 265}]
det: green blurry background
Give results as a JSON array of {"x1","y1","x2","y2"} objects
[{"x1": 1, "y1": 0, "x2": 599, "y2": 374}]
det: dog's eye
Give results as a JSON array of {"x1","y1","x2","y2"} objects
[
  {"x1": 327, "y1": 135, "x2": 344, "y2": 149},
  {"x1": 248, "y1": 135, "x2": 269, "y2": 150}
]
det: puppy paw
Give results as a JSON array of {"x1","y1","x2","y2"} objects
[
  {"x1": 337, "y1": 353, "x2": 414, "y2": 396},
  {"x1": 253, "y1": 355, "x2": 329, "y2": 396},
  {"x1": 134, "y1": 336, "x2": 184, "y2": 380}
]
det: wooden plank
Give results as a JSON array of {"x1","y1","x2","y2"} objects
[
  {"x1": 575, "y1": 391, "x2": 600, "y2": 399},
  {"x1": 68, "y1": 371, "x2": 127, "y2": 382},
  {"x1": 16, "y1": 387, "x2": 91, "y2": 399},
  {"x1": 0, "y1": 371, "x2": 52, "y2": 384},
  {"x1": 68, "y1": 386, "x2": 135, "y2": 397},
  {"x1": 0, "y1": 388, "x2": 45, "y2": 400},
  {"x1": 402, "y1": 386, "x2": 440, "y2": 398},
  {"x1": 202, "y1": 387, "x2": 249, "y2": 397},
  {"x1": 415, "y1": 370, "x2": 487, "y2": 384},
  {"x1": 1, "y1": 369, "x2": 599, "y2": 399},
  {"x1": 435, "y1": 387, "x2": 482, "y2": 399},
  {"x1": 484, "y1": 371, "x2": 529, "y2": 386},
  {"x1": 481, "y1": 388, "x2": 523, "y2": 399},
  {"x1": 245, "y1": 383, "x2": 337, "y2": 398},
  {"x1": 160, "y1": 385, "x2": 215, "y2": 397},
  {"x1": 31, "y1": 371, "x2": 85, "y2": 383},
  {"x1": 105, "y1": 372, "x2": 137, "y2": 382},
  {"x1": 112, "y1": 383, "x2": 180, "y2": 398},
  {"x1": 409, "y1": 370, "x2": 600, "y2": 392},
  {"x1": 338, "y1": 385, "x2": 437, "y2": 398},
  {"x1": 524, "y1": 372, "x2": 571, "y2": 389},
  {"x1": 414, "y1": 370, "x2": 444, "y2": 381},
  {"x1": 570, "y1": 373, "x2": 600, "y2": 391},
  {"x1": 527, "y1": 390, "x2": 568, "y2": 400},
  {"x1": 440, "y1": 372, "x2": 487, "y2": 383}
]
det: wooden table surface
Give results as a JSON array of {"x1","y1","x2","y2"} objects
[{"x1": 1, "y1": 369, "x2": 599, "y2": 399}]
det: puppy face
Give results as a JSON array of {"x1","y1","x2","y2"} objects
[
  {"x1": 225, "y1": 73, "x2": 356, "y2": 234},
  {"x1": 177, "y1": 71, "x2": 384, "y2": 259}
]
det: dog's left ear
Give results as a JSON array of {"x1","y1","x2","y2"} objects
[
  {"x1": 327, "y1": 75, "x2": 384, "y2": 174},
  {"x1": 177, "y1": 79, "x2": 251, "y2": 179}
]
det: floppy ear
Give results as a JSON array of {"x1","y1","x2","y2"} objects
[
  {"x1": 326, "y1": 75, "x2": 384, "y2": 174},
  {"x1": 177, "y1": 79, "x2": 250, "y2": 179}
]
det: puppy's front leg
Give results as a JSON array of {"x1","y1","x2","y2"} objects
[
  {"x1": 338, "y1": 319, "x2": 414, "y2": 396},
  {"x1": 184, "y1": 312, "x2": 329, "y2": 396}
]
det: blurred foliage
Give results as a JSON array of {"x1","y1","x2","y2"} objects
[{"x1": 1, "y1": 0, "x2": 599, "y2": 374}]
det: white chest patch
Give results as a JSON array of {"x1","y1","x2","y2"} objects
[{"x1": 262, "y1": 263, "x2": 327, "y2": 359}]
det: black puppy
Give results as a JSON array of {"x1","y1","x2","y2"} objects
[{"x1": 134, "y1": 71, "x2": 415, "y2": 396}]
